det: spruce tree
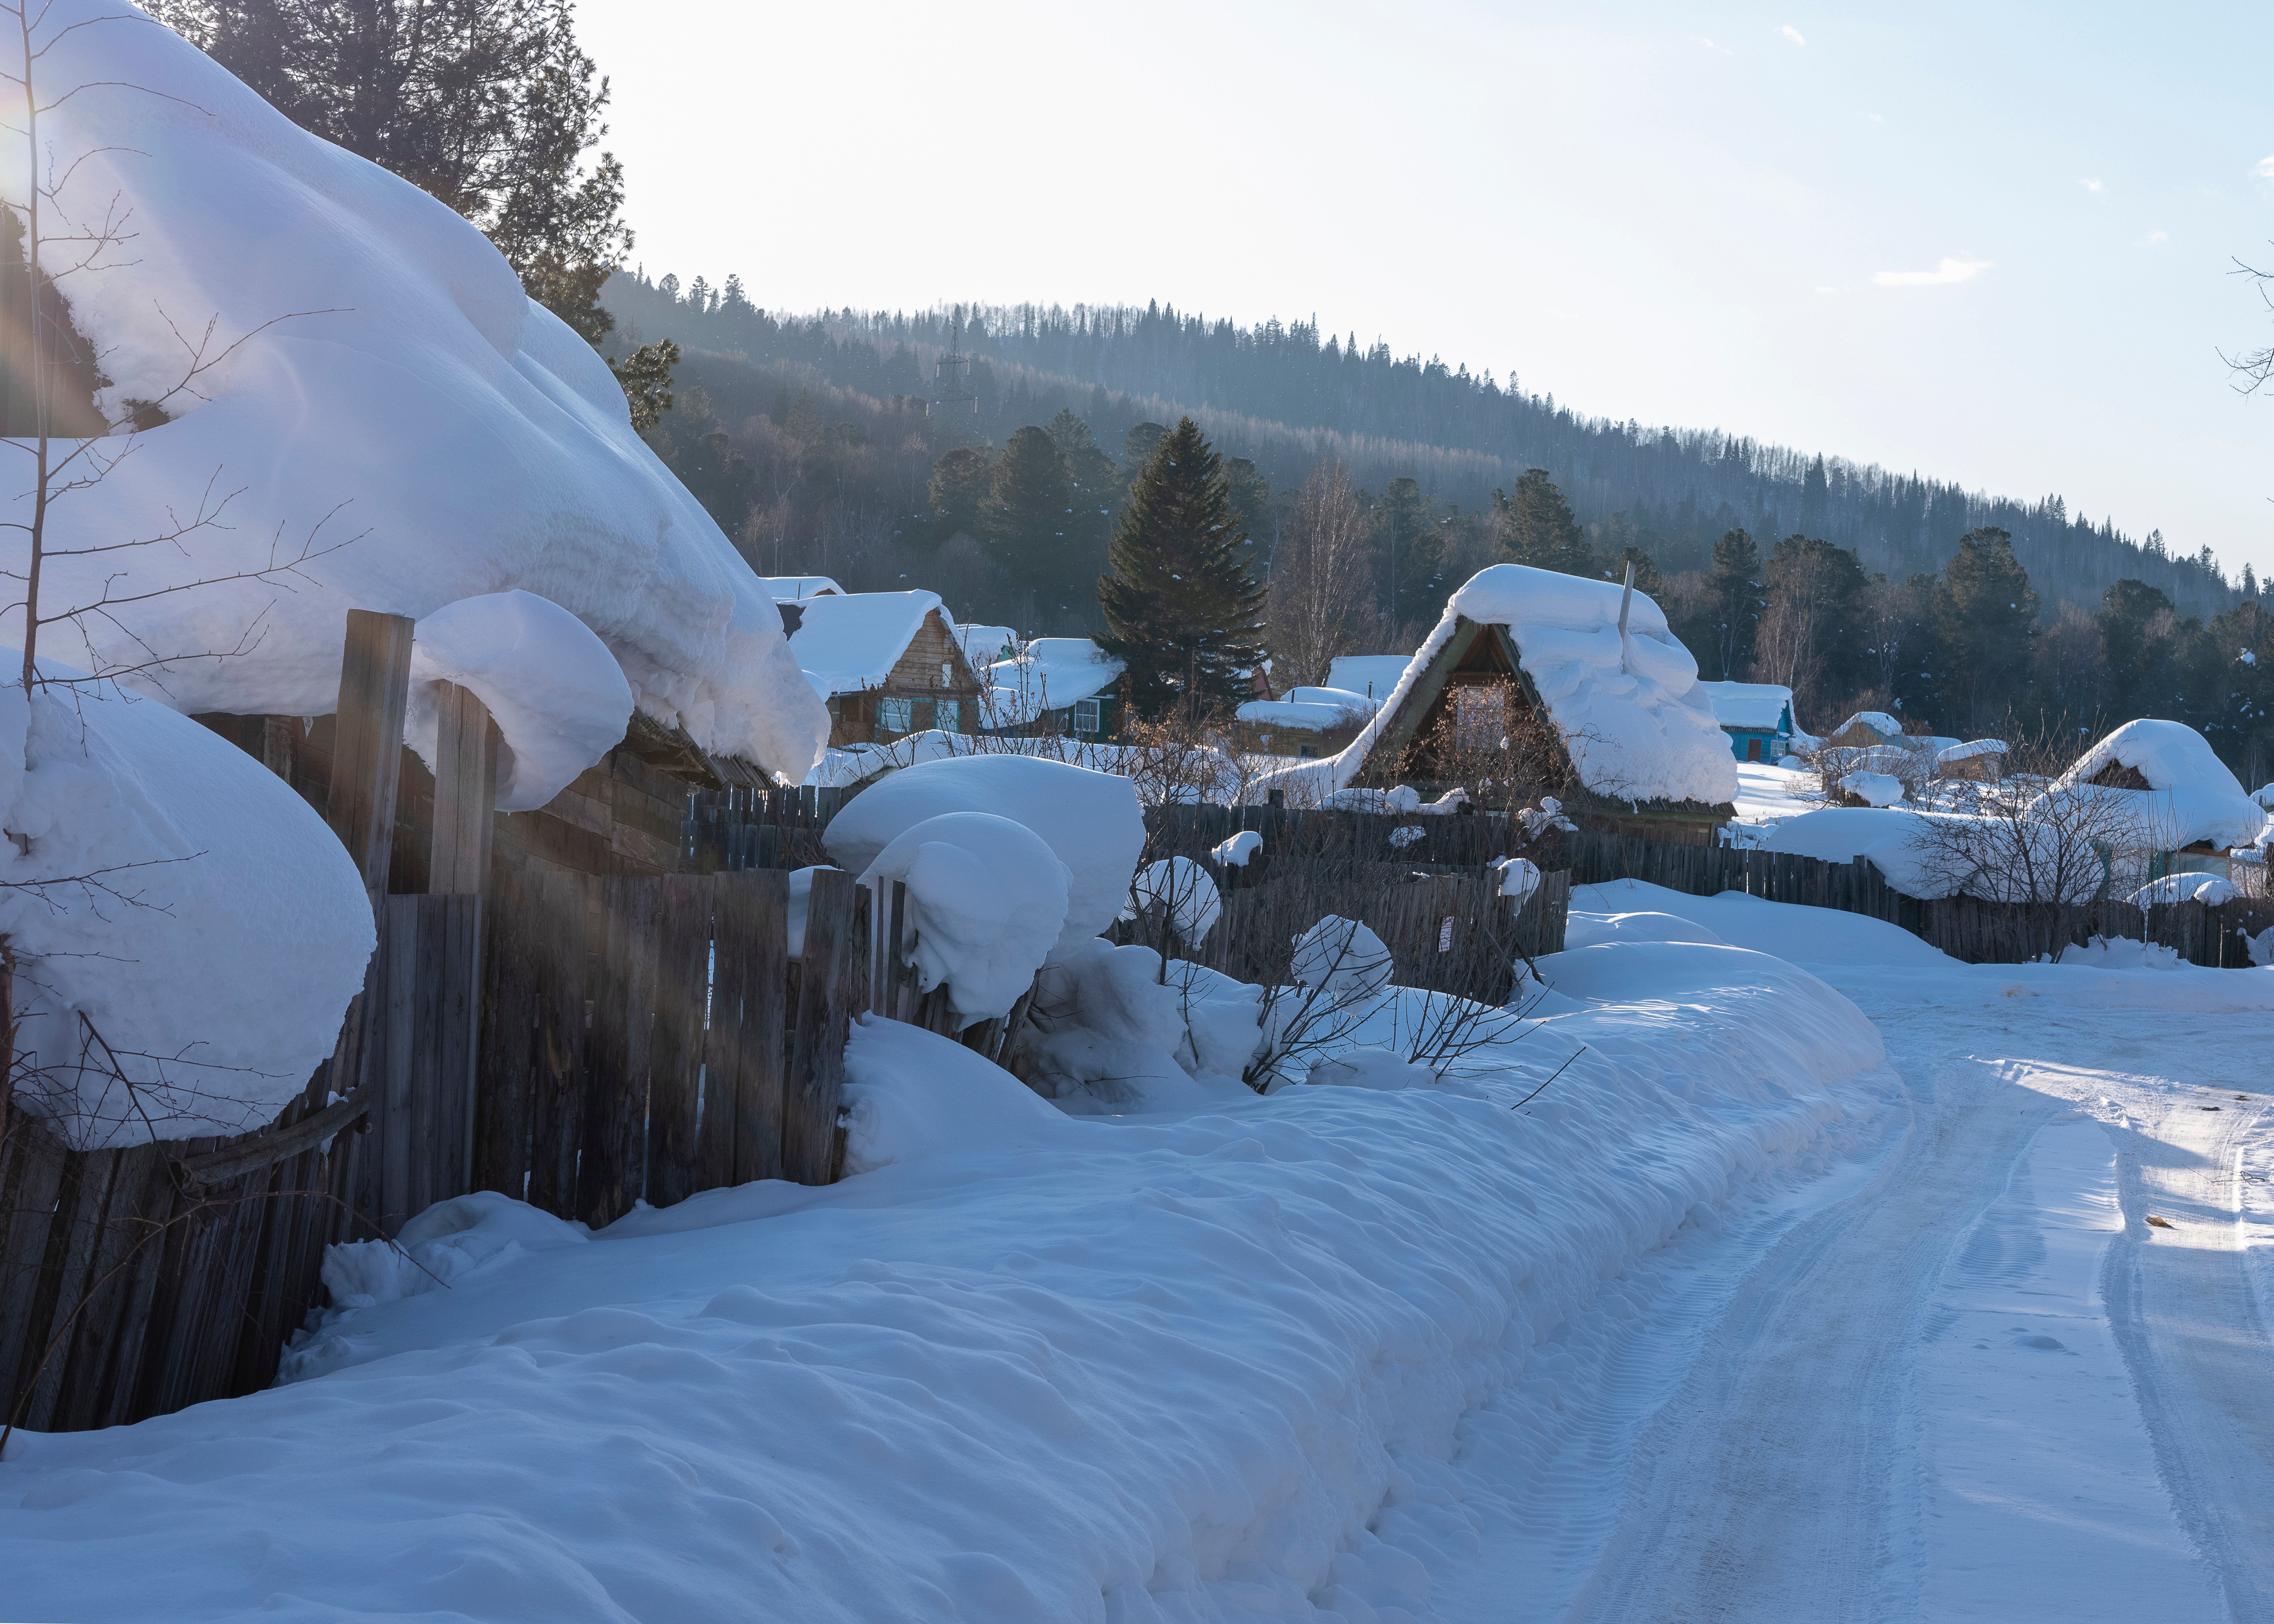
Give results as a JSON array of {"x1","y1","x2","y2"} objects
[
  {"x1": 927, "y1": 445, "x2": 995, "y2": 545},
  {"x1": 983, "y1": 426, "x2": 1074, "y2": 587},
  {"x1": 1493, "y1": 468, "x2": 1595, "y2": 577},
  {"x1": 1934, "y1": 527, "x2": 2038, "y2": 732},
  {"x1": 1097, "y1": 418, "x2": 1267, "y2": 717}
]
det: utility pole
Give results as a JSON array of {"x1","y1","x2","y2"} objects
[{"x1": 928, "y1": 306, "x2": 978, "y2": 418}]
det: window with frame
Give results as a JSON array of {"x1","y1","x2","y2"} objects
[
  {"x1": 1073, "y1": 697, "x2": 1102, "y2": 736},
  {"x1": 876, "y1": 696, "x2": 915, "y2": 737},
  {"x1": 932, "y1": 698, "x2": 962, "y2": 732}
]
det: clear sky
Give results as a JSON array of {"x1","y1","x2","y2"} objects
[{"x1": 577, "y1": 1, "x2": 2274, "y2": 578}]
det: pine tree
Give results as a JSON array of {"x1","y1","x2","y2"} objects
[
  {"x1": 1934, "y1": 527, "x2": 2038, "y2": 733},
  {"x1": 1492, "y1": 468, "x2": 1594, "y2": 577},
  {"x1": 1098, "y1": 418, "x2": 1267, "y2": 716}
]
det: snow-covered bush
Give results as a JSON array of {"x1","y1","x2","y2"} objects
[
  {"x1": 1123, "y1": 857, "x2": 1221, "y2": 946},
  {"x1": 1, "y1": 673, "x2": 372, "y2": 1148}
]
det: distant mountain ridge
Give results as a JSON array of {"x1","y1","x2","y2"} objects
[{"x1": 602, "y1": 276, "x2": 2240, "y2": 616}]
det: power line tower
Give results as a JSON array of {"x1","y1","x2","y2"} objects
[{"x1": 928, "y1": 307, "x2": 978, "y2": 418}]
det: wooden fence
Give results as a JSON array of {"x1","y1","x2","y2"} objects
[{"x1": 1563, "y1": 829, "x2": 2274, "y2": 967}]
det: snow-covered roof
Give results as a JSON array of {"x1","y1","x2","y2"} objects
[
  {"x1": 787, "y1": 591, "x2": 958, "y2": 700},
  {"x1": 8, "y1": 11, "x2": 826, "y2": 779},
  {"x1": 1697, "y1": 681, "x2": 1793, "y2": 733},
  {"x1": 1831, "y1": 712, "x2": 1907, "y2": 744},
  {"x1": 986, "y1": 638, "x2": 1124, "y2": 725},
  {"x1": 956, "y1": 624, "x2": 1020, "y2": 667},
  {"x1": 759, "y1": 576, "x2": 845, "y2": 600},
  {"x1": 2050, "y1": 720, "x2": 2268, "y2": 850},
  {"x1": 1257, "y1": 566, "x2": 1737, "y2": 806},
  {"x1": 1236, "y1": 686, "x2": 1378, "y2": 733},
  {"x1": 1324, "y1": 655, "x2": 1415, "y2": 704},
  {"x1": 1935, "y1": 738, "x2": 2008, "y2": 765}
]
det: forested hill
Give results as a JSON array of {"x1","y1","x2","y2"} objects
[{"x1": 602, "y1": 274, "x2": 2237, "y2": 617}]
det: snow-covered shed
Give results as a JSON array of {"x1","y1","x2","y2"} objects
[
  {"x1": 0, "y1": 11, "x2": 831, "y2": 884},
  {"x1": 1697, "y1": 681, "x2": 1796, "y2": 762},
  {"x1": 785, "y1": 591, "x2": 984, "y2": 747},
  {"x1": 956, "y1": 624, "x2": 1020, "y2": 669},
  {"x1": 2049, "y1": 719, "x2": 2269, "y2": 863},
  {"x1": 1934, "y1": 738, "x2": 2008, "y2": 784},
  {"x1": 985, "y1": 638, "x2": 1127, "y2": 738},
  {"x1": 1821, "y1": 712, "x2": 1909, "y2": 752},
  {"x1": 1231, "y1": 687, "x2": 1378, "y2": 757},
  {"x1": 1253, "y1": 565, "x2": 1739, "y2": 839}
]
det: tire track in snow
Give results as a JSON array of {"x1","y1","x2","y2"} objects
[{"x1": 2102, "y1": 1082, "x2": 2274, "y2": 1622}]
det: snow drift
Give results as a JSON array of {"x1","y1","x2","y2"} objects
[
  {"x1": 0, "y1": 4, "x2": 825, "y2": 777},
  {"x1": 0, "y1": 668, "x2": 373, "y2": 1148},
  {"x1": 0, "y1": 937, "x2": 1893, "y2": 1622}
]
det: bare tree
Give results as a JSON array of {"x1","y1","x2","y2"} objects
[
  {"x1": 1267, "y1": 459, "x2": 1371, "y2": 688},
  {"x1": 1907, "y1": 726, "x2": 2159, "y2": 960}
]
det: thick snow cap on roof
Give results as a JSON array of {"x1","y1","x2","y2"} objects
[
  {"x1": 1, "y1": 665, "x2": 372, "y2": 1148},
  {"x1": 1257, "y1": 565, "x2": 1737, "y2": 806},
  {"x1": 1236, "y1": 686, "x2": 1376, "y2": 732},
  {"x1": 788, "y1": 592, "x2": 954, "y2": 700},
  {"x1": 0, "y1": 5, "x2": 824, "y2": 779},
  {"x1": 1935, "y1": 738, "x2": 2007, "y2": 765},
  {"x1": 1833, "y1": 712, "x2": 1908, "y2": 743},
  {"x1": 955, "y1": 624, "x2": 1019, "y2": 667},
  {"x1": 824, "y1": 755, "x2": 1145, "y2": 959},
  {"x1": 987, "y1": 638, "x2": 1124, "y2": 726},
  {"x1": 758, "y1": 576, "x2": 844, "y2": 600},
  {"x1": 1324, "y1": 655, "x2": 1414, "y2": 703},
  {"x1": 1697, "y1": 680, "x2": 1793, "y2": 733},
  {"x1": 2051, "y1": 719, "x2": 2268, "y2": 850}
]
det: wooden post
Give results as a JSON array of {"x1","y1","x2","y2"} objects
[
  {"x1": 428, "y1": 680, "x2": 500, "y2": 896},
  {"x1": 327, "y1": 609, "x2": 416, "y2": 907}
]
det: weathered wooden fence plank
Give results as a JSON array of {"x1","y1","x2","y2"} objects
[
  {"x1": 646, "y1": 875, "x2": 715, "y2": 1208},
  {"x1": 785, "y1": 869, "x2": 856, "y2": 1186},
  {"x1": 711, "y1": 869, "x2": 789, "y2": 1188}
]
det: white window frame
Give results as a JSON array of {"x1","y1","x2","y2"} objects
[{"x1": 1073, "y1": 697, "x2": 1102, "y2": 736}]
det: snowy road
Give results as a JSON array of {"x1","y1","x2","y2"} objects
[{"x1": 1431, "y1": 886, "x2": 2274, "y2": 1624}]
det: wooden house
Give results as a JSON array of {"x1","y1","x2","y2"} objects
[
  {"x1": 785, "y1": 590, "x2": 983, "y2": 748},
  {"x1": 982, "y1": 637, "x2": 1126, "y2": 739},
  {"x1": 1230, "y1": 687, "x2": 1378, "y2": 758},
  {"x1": 1697, "y1": 681, "x2": 1796, "y2": 762},
  {"x1": 1255, "y1": 566, "x2": 1739, "y2": 843}
]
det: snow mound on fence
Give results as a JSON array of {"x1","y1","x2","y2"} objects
[
  {"x1": 0, "y1": 4, "x2": 824, "y2": 778},
  {"x1": 406, "y1": 591, "x2": 634, "y2": 810},
  {"x1": 854, "y1": 812, "x2": 1070, "y2": 1026},
  {"x1": 2052, "y1": 720, "x2": 2267, "y2": 850},
  {"x1": 0, "y1": 667, "x2": 372, "y2": 1148},
  {"x1": 0, "y1": 950, "x2": 1894, "y2": 1622},
  {"x1": 1252, "y1": 564, "x2": 1738, "y2": 809},
  {"x1": 825, "y1": 755, "x2": 1145, "y2": 958}
]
